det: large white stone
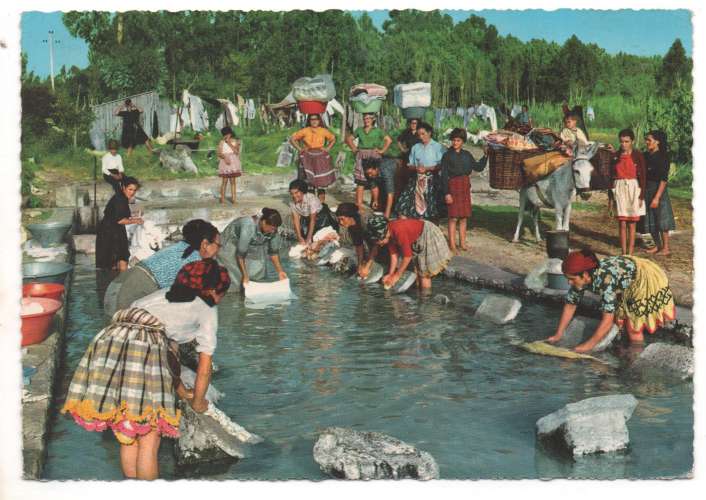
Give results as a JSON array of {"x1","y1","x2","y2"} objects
[
  {"x1": 313, "y1": 427, "x2": 439, "y2": 480},
  {"x1": 631, "y1": 343, "x2": 694, "y2": 380},
  {"x1": 536, "y1": 394, "x2": 638, "y2": 457},
  {"x1": 474, "y1": 294, "x2": 522, "y2": 324}
]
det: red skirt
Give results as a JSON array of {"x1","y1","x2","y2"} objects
[{"x1": 447, "y1": 175, "x2": 472, "y2": 218}]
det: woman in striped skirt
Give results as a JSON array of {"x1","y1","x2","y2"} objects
[{"x1": 62, "y1": 238, "x2": 230, "y2": 480}]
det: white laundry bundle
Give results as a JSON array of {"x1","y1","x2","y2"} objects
[
  {"x1": 288, "y1": 243, "x2": 308, "y2": 259},
  {"x1": 21, "y1": 299, "x2": 45, "y2": 315},
  {"x1": 243, "y1": 279, "x2": 296, "y2": 304},
  {"x1": 129, "y1": 220, "x2": 167, "y2": 263},
  {"x1": 393, "y1": 82, "x2": 431, "y2": 108},
  {"x1": 22, "y1": 240, "x2": 69, "y2": 262},
  {"x1": 312, "y1": 226, "x2": 339, "y2": 244},
  {"x1": 292, "y1": 74, "x2": 336, "y2": 102}
]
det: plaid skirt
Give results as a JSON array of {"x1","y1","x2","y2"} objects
[
  {"x1": 447, "y1": 175, "x2": 472, "y2": 218},
  {"x1": 644, "y1": 181, "x2": 676, "y2": 237},
  {"x1": 616, "y1": 257, "x2": 676, "y2": 336},
  {"x1": 413, "y1": 221, "x2": 452, "y2": 278},
  {"x1": 300, "y1": 149, "x2": 336, "y2": 188},
  {"x1": 61, "y1": 307, "x2": 181, "y2": 445}
]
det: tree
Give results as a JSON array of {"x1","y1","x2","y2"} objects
[{"x1": 656, "y1": 39, "x2": 692, "y2": 95}]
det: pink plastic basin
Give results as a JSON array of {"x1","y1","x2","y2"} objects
[{"x1": 20, "y1": 297, "x2": 62, "y2": 347}]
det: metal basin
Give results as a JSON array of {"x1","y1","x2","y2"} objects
[
  {"x1": 26, "y1": 221, "x2": 72, "y2": 247},
  {"x1": 22, "y1": 262, "x2": 74, "y2": 285}
]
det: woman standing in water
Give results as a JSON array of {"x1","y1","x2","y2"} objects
[
  {"x1": 63, "y1": 239, "x2": 230, "y2": 479},
  {"x1": 217, "y1": 208, "x2": 288, "y2": 288},
  {"x1": 547, "y1": 249, "x2": 675, "y2": 352},
  {"x1": 95, "y1": 176, "x2": 143, "y2": 272}
]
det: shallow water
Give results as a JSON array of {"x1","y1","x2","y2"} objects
[{"x1": 43, "y1": 257, "x2": 693, "y2": 480}]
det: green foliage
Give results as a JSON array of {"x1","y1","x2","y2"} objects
[
  {"x1": 646, "y1": 81, "x2": 693, "y2": 164},
  {"x1": 656, "y1": 39, "x2": 692, "y2": 96}
]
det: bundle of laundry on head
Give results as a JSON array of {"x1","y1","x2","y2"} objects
[
  {"x1": 350, "y1": 83, "x2": 388, "y2": 114},
  {"x1": 292, "y1": 74, "x2": 336, "y2": 114}
]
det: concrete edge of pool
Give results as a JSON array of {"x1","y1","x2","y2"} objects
[{"x1": 19, "y1": 203, "x2": 694, "y2": 480}]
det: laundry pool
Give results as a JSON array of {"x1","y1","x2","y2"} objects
[{"x1": 43, "y1": 256, "x2": 693, "y2": 480}]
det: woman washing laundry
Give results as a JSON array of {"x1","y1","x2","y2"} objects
[
  {"x1": 62, "y1": 255, "x2": 231, "y2": 480},
  {"x1": 288, "y1": 179, "x2": 338, "y2": 247},
  {"x1": 217, "y1": 208, "x2": 288, "y2": 288},
  {"x1": 108, "y1": 219, "x2": 221, "y2": 311},
  {"x1": 547, "y1": 249, "x2": 675, "y2": 353},
  {"x1": 364, "y1": 215, "x2": 451, "y2": 291}
]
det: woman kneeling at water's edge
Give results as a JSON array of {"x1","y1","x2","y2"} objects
[
  {"x1": 62, "y1": 241, "x2": 231, "y2": 479},
  {"x1": 364, "y1": 215, "x2": 451, "y2": 291},
  {"x1": 547, "y1": 249, "x2": 675, "y2": 353}
]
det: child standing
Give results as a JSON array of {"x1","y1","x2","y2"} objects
[
  {"x1": 440, "y1": 128, "x2": 487, "y2": 253},
  {"x1": 217, "y1": 126, "x2": 242, "y2": 204},
  {"x1": 608, "y1": 128, "x2": 646, "y2": 255}
]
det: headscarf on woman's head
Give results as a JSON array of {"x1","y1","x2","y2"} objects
[
  {"x1": 562, "y1": 249, "x2": 599, "y2": 276},
  {"x1": 366, "y1": 215, "x2": 389, "y2": 242},
  {"x1": 166, "y1": 258, "x2": 231, "y2": 306}
]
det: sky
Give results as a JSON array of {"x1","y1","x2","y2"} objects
[{"x1": 21, "y1": 9, "x2": 693, "y2": 78}]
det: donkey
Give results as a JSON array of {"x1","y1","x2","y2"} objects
[{"x1": 512, "y1": 142, "x2": 599, "y2": 242}]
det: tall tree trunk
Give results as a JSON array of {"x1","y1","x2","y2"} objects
[{"x1": 117, "y1": 13, "x2": 124, "y2": 45}]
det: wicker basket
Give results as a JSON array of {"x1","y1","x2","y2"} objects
[
  {"x1": 488, "y1": 148, "x2": 544, "y2": 190},
  {"x1": 588, "y1": 147, "x2": 613, "y2": 190}
]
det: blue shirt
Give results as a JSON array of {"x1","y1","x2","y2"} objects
[
  {"x1": 141, "y1": 241, "x2": 201, "y2": 289},
  {"x1": 409, "y1": 140, "x2": 446, "y2": 169}
]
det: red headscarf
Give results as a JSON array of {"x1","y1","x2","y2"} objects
[
  {"x1": 562, "y1": 250, "x2": 599, "y2": 276},
  {"x1": 168, "y1": 258, "x2": 231, "y2": 304}
]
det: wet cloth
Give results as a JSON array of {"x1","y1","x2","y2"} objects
[
  {"x1": 118, "y1": 109, "x2": 149, "y2": 149},
  {"x1": 61, "y1": 307, "x2": 181, "y2": 445},
  {"x1": 218, "y1": 139, "x2": 242, "y2": 178},
  {"x1": 565, "y1": 255, "x2": 675, "y2": 335},
  {"x1": 217, "y1": 216, "x2": 282, "y2": 287},
  {"x1": 644, "y1": 181, "x2": 676, "y2": 246},
  {"x1": 291, "y1": 126, "x2": 335, "y2": 150},
  {"x1": 300, "y1": 149, "x2": 336, "y2": 188},
  {"x1": 95, "y1": 193, "x2": 131, "y2": 269}
]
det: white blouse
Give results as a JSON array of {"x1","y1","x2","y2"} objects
[
  {"x1": 102, "y1": 152, "x2": 124, "y2": 175},
  {"x1": 131, "y1": 288, "x2": 218, "y2": 355}
]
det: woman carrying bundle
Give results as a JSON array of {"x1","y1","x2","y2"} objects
[
  {"x1": 105, "y1": 219, "x2": 220, "y2": 314},
  {"x1": 345, "y1": 113, "x2": 392, "y2": 208},
  {"x1": 62, "y1": 251, "x2": 230, "y2": 480},
  {"x1": 289, "y1": 113, "x2": 337, "y2": 188},
  {"x1": 217, "y1": 208, "x2": 288, "y2": 288},
  {"x1": 547, "y1": 249, "x2": 675, "y2": 353},
  {"x1": 364, "y1": 215, "x2": 451, "y2": 291}
]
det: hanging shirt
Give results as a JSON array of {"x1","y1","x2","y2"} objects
[
  {"x1": 565, "y1": 256, "x2": 637, "y2": 314},
  {"x1": 101, "y1": 153, "x2": 124, "y2": 175},
  {"x1": 132, "y1": 288, "x2": 218, "y2": 355},
  {"x1": 388, "y1": 219, "x2": 424, "y2": 258},
  {"x1": 141, "y1": 241, "x2": 201, "y2": 289},
  {"x1": 409, "y1": 140, "x2": 446, "y2": 169},
  {"x1": 291, "y1": 126, "x2": 335, "y2": 150}
]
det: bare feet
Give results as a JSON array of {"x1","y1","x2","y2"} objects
[
  {"x1": 656, "y1": 249, "x2": 670, "y2": 256},
  {"x1": 645, "y1": 246, "x2": 659, "y2": 254},
  {"x1": 459, "y1": 245, "x2": 469, "y2": 252}
]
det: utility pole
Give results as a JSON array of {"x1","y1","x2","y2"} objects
[{"x1": 42, "y1": 30, "x2": 59, "y2": 92}]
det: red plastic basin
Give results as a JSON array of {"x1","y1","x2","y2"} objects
[
  {"x1": 297, "y1": 100, "x2": 327, "y2": 114},
  {"x1": 20, "y1": 297, "x2": 62, "y2": 347},
  {"x1": 23, "y1": 282, "x2": 65, "y2": 302}
]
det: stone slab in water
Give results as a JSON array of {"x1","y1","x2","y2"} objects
[
  {"x1": 72, "y1": 234, "x2": 96, "y2": 255},
  {"x1": 536, "y1": 394, "x2": 638, "y2": 457},
  {"x1": 313, "y1": 427, "x2": 439, "y2": 480},
  {"x1": 630, "y1": 343, "x2": 694, "y2": 380},
  {"x1": 474, "y1": 294, "x2": 522, "y2": 324}
]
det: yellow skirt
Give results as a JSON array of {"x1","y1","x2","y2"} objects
[{"x1": 616, "y1": 256, "x2": 676, "y2": 335}]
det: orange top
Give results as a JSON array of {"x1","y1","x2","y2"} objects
[{"x1": 291, "y1": 126, "x2": 335, "y2": 149}]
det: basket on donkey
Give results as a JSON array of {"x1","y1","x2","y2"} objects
[{"x1": 488, "y1": 148, "x2": 544, "y2": 190}]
